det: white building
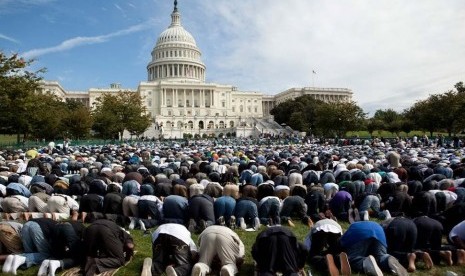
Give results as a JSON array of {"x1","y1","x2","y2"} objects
[{"x1": 41, "y1": 1, "x2": 353, "y2": 139}]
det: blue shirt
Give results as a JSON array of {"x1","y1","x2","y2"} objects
[{"x1": 340, "y1": 221, "x2": 387, "y2": 248}]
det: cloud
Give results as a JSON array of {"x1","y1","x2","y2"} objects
[
  {"x1": 0, "y1": 33, "x2": 19, "y2": 44},
  {"x1": 194, "y1": 0, "x2": 465, "y2": 112},
  {"x1": 114, "y1": 4, "x2": 123, "y2": 11},
  {"x1": 0, "y1": 0, "x2": 56, "y2": 14},
  {"x1": 21, "y1": 21, "x2": 155, "y2": 59}
]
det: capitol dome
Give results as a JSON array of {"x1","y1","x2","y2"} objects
[{"x1": 147, "y1": 1, "x2": 206, "y2": 83}]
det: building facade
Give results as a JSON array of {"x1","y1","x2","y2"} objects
[{"x1": 41, "y1": 1, "x2": 352, "y2": 139}]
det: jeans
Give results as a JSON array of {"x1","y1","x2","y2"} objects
[
  {"x1": 214, "y1": 196, "x2": 236, "y2": 223},
  {"x1": 359, "y1": 195, "x2": 383, "y2": 218},
  {"x1": 258, "y1": 198, "x2": 280, "y2": 225},
  {"x1": 345, "y1": 238, "x2": 390, "y2": 273},
  {"x1": 162, "y1": 195, "x2": 188, "y2": 225},
  {"x1": 21, "y1": 221, "x2": 51, "y2": 267},
  {"x1": 234, "y1": 199, "x2": 258, "y2": 225}
]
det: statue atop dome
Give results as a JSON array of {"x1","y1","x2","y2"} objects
[{"x1": 174, "y1": 0, "x2": 178, "y2": 12}]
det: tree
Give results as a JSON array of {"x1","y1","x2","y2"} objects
[
  {"x1": 455, "y1": 81, "x2": 465, "y2": 93},
  {"x1": 62, "y1": 100, "x2": 93, "y2": 139},
  {"x1": 365, "y1": 118, "x2": 383, "y2": 137},
  {"x1": 92, "y1": 91, "x2": 151, "y2": 140},
  {"x1": 372, "y1": 109, "x2": 403, "y2": 135},
  {"x1": 270, "y1": 95, "x2": 323, "y2": 134},
  {"x1": 405, "y1": 99, "x2": 438, "y2": 137},
  {"x1": 0, "y1": 51, "x2": 45, "y2": 142},
  {"x1": 127, "y1": 113, "x2": 152, "y2": 138},
  {"x1": 29, "y1": 92, "x2": 66, "y2": 140},
  {"x1": 314, "y1": 101, "x2": 366, "y2": 137}
]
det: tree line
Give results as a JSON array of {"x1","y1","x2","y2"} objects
[{"x1": 271, "y1": 82, "x2": 465, "y2": 138}]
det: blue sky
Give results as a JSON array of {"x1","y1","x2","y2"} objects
[{"x1": 1, "y1": 0, "x2": 464, "y2": 115}]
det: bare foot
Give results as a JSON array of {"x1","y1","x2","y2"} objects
[
  {"x1": 440, "y1": 250, "x2": 453, "y2": 266},
  {"x1": 23, "y1": 212, "x2": 30, "y2": 221},
  {"x1": 325, "y1": 254, "x2": 339, "y2": 276},
  {"x1": 456, "y1": 249, "x2": 465, "y2": 265},
  {"x1": 407, "y1": 252, "x2": 416, "y2": 272},
  {"x1": 287, "y1": 219, "x2": 295, "y2": 227},
  {"x1": 71, "y1": 210, "x2": 79, "y2": 221},
  {"x1": 307, "y1": 217, "x2": 314, "y2": 228},
  {"x1": 353, "y1": 208, "x2": 361, "y2": 221},
  {"x1": 81, "y1": 212, "x2": 87, "y2": 223},
  {"x1": 421, "y1": 252, "x2": 433, "y2": 269}
]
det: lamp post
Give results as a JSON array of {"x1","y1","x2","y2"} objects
[
  {"x1": 238, "y1": 116, "x2": 241, "y2": 137},
  {"x1": 171, "y1": 115, "x2": 174, "y2": 139},
  {"x1": 194, "y1": 115, "x2": 197, "y2": 139}
]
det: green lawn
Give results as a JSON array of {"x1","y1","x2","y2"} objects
[{"x1": 3, "y1": 221, "x2": 465, "y2": 275}]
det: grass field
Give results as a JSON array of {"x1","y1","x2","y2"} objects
[{"x1": 4, "y1": 220, "x2": 465, "y2": 276}]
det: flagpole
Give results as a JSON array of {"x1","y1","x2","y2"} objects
[{"x1": 312, "y1": 70, "x2": 316, "y2": 87}]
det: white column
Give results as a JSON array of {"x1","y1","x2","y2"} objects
[
  {"x1": 175, "y1": 89, "x2": 178, "y2": 107},
  {"x1": 201, "y1": 90, "x2": 204, "y2": 107},
  {"x1": 162, "y1": 88, "x2": 165, "y2": 106},
  {"x1": 191, "y1": 89, "x2": 194, "y2": 109}
]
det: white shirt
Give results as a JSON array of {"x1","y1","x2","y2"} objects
[
  {"x1": 152, "y1": 223, "x2": 197, "y2": 252},
  {"x1": 304, "y1": 219, "x2": 342, "y2": 250}
]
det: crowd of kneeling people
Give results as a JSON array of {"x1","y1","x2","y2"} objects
[{"x1": 1, "y1": 141, "x2": 465, "y2": 275}]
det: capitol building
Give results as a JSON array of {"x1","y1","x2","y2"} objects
[{"x1": 41, "y1": 1, "x2": 352, "y2": 139}]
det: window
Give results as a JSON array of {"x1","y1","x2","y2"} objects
[
  {"x1": 148, "y1": 100, "x2": 152, "y2": 107},
  {"x1": 240, "y1": 105, "x2": 243, "y2": 112},
  {"x1": 232, "y1": 107, "x2": 235, "y2": 112},
  {"x1": 222, "y1": 101, "x2": 225, "y2": 107},
  {"x1": 255, "y1": 107, "x2": 258, "y2": 112}
]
